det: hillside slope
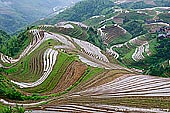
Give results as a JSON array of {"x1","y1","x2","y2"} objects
[
  {"x1": 37, "y1": 0, "x2": 170, "y2": 77},
  {"x1": 0, "y1": 0, "x2": 81, "y2": 33},
  {"x1": 0, "y1": 26, "x2": 170, "y2": 112},
  {"x1": 0, "y1": 0, "x2": 170, "y2": 112}
]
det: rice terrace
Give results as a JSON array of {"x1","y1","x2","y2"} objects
[{"x1": 0, "y1": 0, "x2": 170, "y2": 113}]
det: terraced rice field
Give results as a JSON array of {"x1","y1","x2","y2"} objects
[
  {"x1": 74, "y1": 74, "x2": 170, "y2": 97},
  {"x1": 39, "y1": 22, "x2": 88, "y2": 41},
  {"x1": 131, "y1": 37, "x2": 151, "y2": 61},
  {"x1": 73, "y1": 38, "x2": 109, "y2": 63},
  {"x1": 5, "y1": 28, "x2": 119, "y2": 94},
  {"x1": 22, "y1": 52, "x2": 76, "y2": 93},
  {"x1": 11, "y1": 48, "x2": 58, "y2": 88},
  {"x1": 0, "y1": 27, "x2": 170, "y2": 112},
  {"x1": 98, "y1": 24, "x2": 131, "y2": 45},
  {"x1": 40, "y1": 104, "x2": 169, "y2": 113},
  {"x1": 108, "y1": 35, "x2": 152, "y2": 62},
  {"x1": 35, "y1": 72, "x2": 170, "y2": 112}
]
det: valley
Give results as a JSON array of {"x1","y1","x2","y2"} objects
[{"x1": 0, "y1": 0, "x2": 81, "y2": 33}]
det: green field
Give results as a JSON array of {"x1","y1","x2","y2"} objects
[{"x1": 23, "y1": 52, "x2": 77, "y2": 93}]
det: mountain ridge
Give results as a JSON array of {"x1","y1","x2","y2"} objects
[{"x1": 0, "y1": 0, "x2": 81, "y2": 33}]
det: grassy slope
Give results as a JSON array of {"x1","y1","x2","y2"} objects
[
  {"x1": 23, "y1": 52, "x2": 77, "y2": 93},
  {"x1": 4, "y1": 39, "x2": 61, "y2": 82},
  {"x1": 109, "y1": 32, "x2": 132, "y2": 46},
  {"x1": 81, "y1": 67, "x2": 105, "y2": 82}
]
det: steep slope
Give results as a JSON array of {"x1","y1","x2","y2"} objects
[
  {"x1": 0, "y1": 0, "x2": 170, "y2": 112},
  {"x1": 37, "y1": 0, "x2": 115, "y2": 25},
  {"x1": 37, "y1": 0, "x2": 170, "y2": 25},
  {"x1": 82, "y1": 4, "x2": 170, "y2": 76},
  {"x1": 0, "y1": 25, "x2": 170, "y2": 112}
]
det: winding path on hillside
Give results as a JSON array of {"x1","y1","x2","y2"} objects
[{"x1": 106, "y1": 46, "x2": 119, "y2": 59}]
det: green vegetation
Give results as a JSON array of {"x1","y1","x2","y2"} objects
[
  {"x1": 0, "y1": 74, "x2": 23, "y2": 100},
  {"x1": 109, "y1": 32, "x2": 132, "y2": 46},
  {"x1": 122, "y1": 20, "x2": 147, "y2": 38},
  {"x1": 0, "y1": 74, "x2": 48, "y2": 101},
  {"x1": 122, "y1": 49, "x2": 136, "y2": 65},
  {"x1": 4, "y1": 39, "x2": 61, "y2": 82},
  {"x1": 0, "y1": 13, "x2": 28, "y2": 34},
  {"x1": 148, "y1": 38, "x2": 158, "y2": 54},
  {"x1": 117, "y1": 11, "x2": 152, "y2": 21},
  {"x1": 84, "y1": 16, "x2": 106, "y2": 27},
  {"x1": 0, "y1": 0, "x2": 81, "y2": 33},
  {"x1": 126, "y1": 37, "x2": 170, "y2": 77},
  {"x1": 23, "y1": 52, "x2": 76, "y2": 93},
  {"x1": 82, "y1": 67, "x2": 104, "y2": 82},
  {"x1": 158, "y1": 13, "x2": 170, "y2": 23},
  {"x1": 118, "y1": 1, "x2": 154, "y2": 9},
  {"x1": 1, "y1": 105, "x2": 25, "y2": 113},
  {"x1": 0, "y1": 30, "x2": 31, "y2": 57},
  {"x1": 144, "y1": 38, "x2": 170, "y2": 77},
  {"x1": 87, "y1": 27, "x2": 106, "y2": 50},
  {"x1": 0, "y1": 30, "x2": 11, "y2": 54},
  {"x1": 38, "y1": 0, "x2": 114, "y2": 25}
]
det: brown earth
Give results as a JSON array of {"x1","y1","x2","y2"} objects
[
  {"x1": 101, "y1": 25, "x2": 126, "y2": 44},
  {"x1": 51, "y1": 61, "x2": 88, "y2": 93}
]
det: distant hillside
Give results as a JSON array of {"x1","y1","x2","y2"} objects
[
  {"x1": 37, "y1": 0, "x2": 115, "y2": 25},
  {"x1": 37, "y1": 0, "x2": 170, "y2": 25},
  {"x1": 0, "y1": 30, "x2": 11, "y2": 54},
  {"x1": 115, "y1": 0, "x2": 170, "y2": 7},
  {"x1": 0, "y1": 0, "x2": 81, "y2": 33}
]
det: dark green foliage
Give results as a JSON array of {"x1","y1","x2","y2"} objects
[
  {"x1": 87, "y1": 27, "x2": 106, "y2": 50},
  {"x1": 131, "y1": 38, "x2": 170, "y2": 77},
  {"x1": 0, "y1": 30, "x2": 11, "y2": 43},
  {"x1": 118, "y1": 1, "x2": 155, "y2": 9},
  {"x1": 2, "y1": 105, "x2": 25, "y2": 113},
  {"x1": 156, "y1": 38, "x2": 170, "y2": 61},
  {"x1": 0, "y1": 75, "x2": 23, "y2": 100},
  {"x1": 0, "y1": 30, "x2": 11, "y2": 54},
  {"x1": 0, "y1": 74, "x2": 48, "y2": 101},
  {"x1": 39, "y1": 0, "x2": 114, "y2": 24},
  {"x1": 154, "y1": 0, "x2": 170, "y2": 7},
  {"x1": 0, "y1": 30, "x2": 30, "y2": 57},
  {"x1": 122, "y1": 20, "x2": 147, "y2": 37},
  {"x1": 158, "y1": 13, "x2": 170, "y2": 23},
  {"x1": 147, "y1": 64, "x2": 170, "y2": 77},
  {"x1": 149, "y1": 38, "x2": 170, "y2": 76}
]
